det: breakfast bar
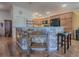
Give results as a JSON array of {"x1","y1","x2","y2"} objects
[{"x1": 16, "y1": 27, "x2": 64, "y2": 56}]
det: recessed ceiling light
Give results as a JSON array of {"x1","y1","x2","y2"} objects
[
  {"x1": 33, "y1": 12, "x2": 42, "y2": 18},
  {"x1": 38, "y1": 14, "x2": 42, "y2": 17},
  {"x1": 62, "y1": 4, "x2": 67, "y2": 7},
  {"x1": 46, "y1": 11, "x2": 50, "y2": 14},
  {"x1": 33, "y1": 12, "x2": 38, "y2": 15}
]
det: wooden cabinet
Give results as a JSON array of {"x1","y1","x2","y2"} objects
[
  {"x1": 60, "y1": 12, "x2": 73, "y2": 32},
  {"x1": 32, "y1": 12, "x2": 73, "y2": 33},
  {"x1": 50, "y1": 12, "x2": 73, "y2": 32}
]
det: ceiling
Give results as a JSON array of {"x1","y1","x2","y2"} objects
[
  {"x1": 0, "y1": 2, "x2": 79, "y2": 17},
  {"x1": 9, "y1": 2, "x2": 79, "y2": 18},
  {"x1": 0, "y1": 2, "x2": 12, "y2": 11}
]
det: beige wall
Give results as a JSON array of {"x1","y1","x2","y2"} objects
[
  {"x1": 72, "y1": 10, "x2": 79, "y2": 30},
  {"x1": 72, "y1": 10, "x2": 79, "y2": 39}
]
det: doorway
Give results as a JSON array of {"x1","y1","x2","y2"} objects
[{"x1": 4, "y1": 20, "x2": 12, "y2": 37}]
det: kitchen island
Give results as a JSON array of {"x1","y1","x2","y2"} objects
[{"x1": 16, "y1": 27, "x2": 64, "y2": 56}]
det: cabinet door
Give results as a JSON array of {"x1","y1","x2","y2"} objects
[{"x1": 60, "y1": 13, "x2": 72, "y2": 32}]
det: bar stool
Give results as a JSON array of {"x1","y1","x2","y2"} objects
[
  {"x1": 67, "y1": 33, "x2": 71, "y2": 49},
  {"x1": 57, "y1": 33, "x2": 66, "y2": 53},
  {"x1": 57, "y1": 32, "x2": 71, "y2": 54}
]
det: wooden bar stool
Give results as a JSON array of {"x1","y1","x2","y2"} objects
[
  {"x1": 57, "y1": 32, "x2": 71, "y2": 54},
  {"x1": 57, "y1": 33, "x2": 66, "y2": 53},
  {"x1": 67, "y1": 33, "x2": 71, "y2": 49}
]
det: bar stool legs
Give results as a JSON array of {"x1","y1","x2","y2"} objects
[
  {"x1": 61, "y1": 36, "x2": 63, "y2": 47},
  {"x1": 64, "y1": 36, "x2": 66, "y2": 53},
  {"x1": 70, "y1": 34, "x2": 71, "y2": 46},
  {"x1": 57, "y1": 34, "x2": 59, "y2": 51},
  {"x1": 67, "y1": 35, "x2": 69, "y2": 49},
  {"x1": 57, "y1": 33, "x2": 71, "y2": 54},
  {"x1": 67, "y1": 33, "x2": 71, "y2": 50}
]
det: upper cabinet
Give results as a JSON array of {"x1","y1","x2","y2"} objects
[{"x1": 32, "y1": 12, "x2": 73, "y2": 32}]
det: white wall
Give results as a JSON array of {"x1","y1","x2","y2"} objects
[
  {"x1": 0, "y1": 10, "x2": 11, "y2": 36},
  {"x1": 12, "y1": 5, "x2": 32, "y2": 39},
  {"x1": 10, "y1": 5, "x2": 33, "y2": 55},
  {"x1": 12, "y1": 5, "x2": 32, "y2": 27},
  {"x1": 0, "y1": 10, "x2": 11, "y2": 20}
]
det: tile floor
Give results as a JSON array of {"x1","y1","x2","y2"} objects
[{"x1": 0, "y1": 37, "x2": 79, "y2": 57}]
